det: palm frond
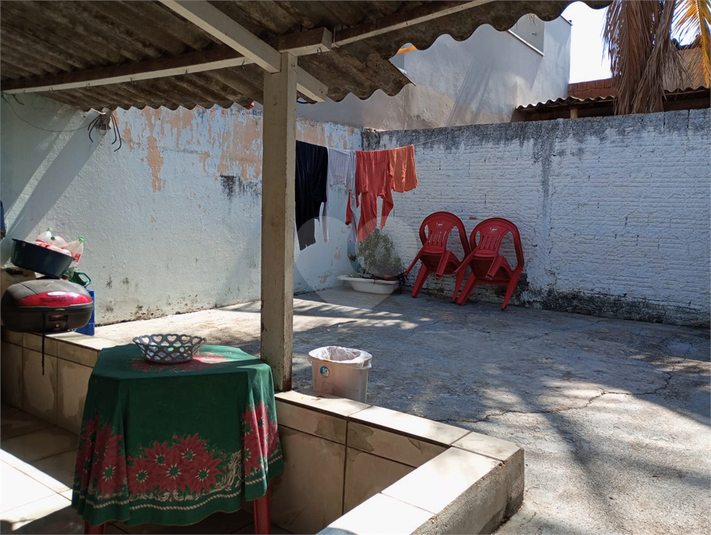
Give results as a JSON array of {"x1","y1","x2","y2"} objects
[
  {"x1": 673, "y1": 0, "x2": 711, "y2": 85},
  {"x1": 636, "y1": 0, "x2": 683, "y2": 112},
  {"x1": 603, "y1": 0, "x2": 697, "y2": 114}
]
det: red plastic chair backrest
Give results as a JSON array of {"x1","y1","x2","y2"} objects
[
  {"x1": 419, "y1": 212, "x2": 469, "y2": 255},
  {"x1": 470, "y1": 218, "x2": 524, "y2": 267}
]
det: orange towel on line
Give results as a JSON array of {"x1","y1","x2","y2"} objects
[
  {"x1": 388, "y1": 144, "x2": 418, "y2": 193},
  {"x1": 353, "y1": 150, "x2": 393, "y2": 242}
]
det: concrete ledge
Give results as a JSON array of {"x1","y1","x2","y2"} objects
[
  {"x1": 1, "y1": 327, "x2": 117, "y2": 434},
  {"x1": 274, "y1": 390, "x2": 524, "y2": 535}
]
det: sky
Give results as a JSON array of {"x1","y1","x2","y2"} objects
[{"x1": 562, "y1": 2, "x2": 612, "y2": 83}]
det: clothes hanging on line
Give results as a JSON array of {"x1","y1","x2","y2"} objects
[
  {"x1": 388, "y1": 144, "x2": 418, "y2": 193},
  {"x1": 348, "y1": 144, "x2": 418, "y2": 242},
  {"x1": 295, "y1": 141, "x2": 328, "y2": 250},
  {"x1": 294, "y1": 141, "x2": 418, "y2": 248},
  {"x1": 351, "y1": 150, "x2": 393, "y2": 242},
  {"x1": 323, "y1": 147, "x2": 357, "y2": 243}
]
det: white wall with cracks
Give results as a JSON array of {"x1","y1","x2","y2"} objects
[
  {"x1": 363, "y1": 109, "x2": 710, "y2": 326},
  {"x1": 1, "y1": 95, "x2": 360, "y2": 324},
  {"x1": 3, "y1": 96, "x2": 708, "y2": 327}
]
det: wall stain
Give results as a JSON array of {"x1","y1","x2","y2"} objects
[
  {"x1": 220, "y1": 174, "x2": 261, "y2": 197},
  {"x1": 122, "y1": 125, "x2": 139, "y2": 151},
  {"x1": 143, "y1": 108, "x2": 166, "y2": 192},
  {"x1": 199, "y1": 151, "x2": 210, "y2": 173},
  {"x1": 220, "y1": 175, "x2": 236, "y2": 200},
  {"x1": 147, "y1": 136, "x2": 165, "y2": 192}
]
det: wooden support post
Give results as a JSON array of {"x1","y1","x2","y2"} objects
[{"x1": 261, "y1": 52, "x2": 297, "y2": 392}]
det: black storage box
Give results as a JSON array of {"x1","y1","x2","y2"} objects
[{"x1": 1, "y1": 279, "x2": 93, "y2": 332}]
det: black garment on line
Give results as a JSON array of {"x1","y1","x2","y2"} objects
[{"x1": 295, "y1": 141, "x2": 328, "y2": 250}]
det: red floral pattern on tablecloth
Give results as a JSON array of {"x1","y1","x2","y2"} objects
[
  {"x1": 76, "y1": 423, "x2": 239, "y2": 503},
  {"x1": 130, "y1": 353, "x2": 231, "y2": 373},
  {"x1": 74, "y1": 416, "x2": 128, "y2": 500},
  {"x1": 242, "y1": 401, "x2": 281, "y2": 484},
  {"x1": 125, "y1": 434, "x2": 231, "y2": 499}
]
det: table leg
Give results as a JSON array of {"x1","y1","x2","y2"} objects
[
  {"x1": 84, "y1": 522, "x2": 106, "y2": 534},
  {"x1": 253, "y1": 487, "x2": 272, "y2": 534}
]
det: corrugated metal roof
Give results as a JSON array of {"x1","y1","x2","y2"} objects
[
  {"x1": 1, "y1": 1, "x2": 610, "y2": 111},
  {"x1": 517, "y1": 86, "x2": 711, "y2": 112}
]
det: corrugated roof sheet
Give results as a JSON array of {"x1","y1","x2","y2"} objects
[
  {"x1": 517, "y1": 86, "x2": 710, "y2": 112},
  {"x1": 1, "y1": 1, "x2": 610, "y2": 111}
]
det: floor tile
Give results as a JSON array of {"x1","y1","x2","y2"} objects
[
  {"x1": 8, "y1": 495, "x2": 83, "y2": 534},
  {"x1": 31, "y1": 451, "x2": 77, "y2": 491},
  {"x1": 0, "y1": 462, "x2": 55, "y2": 514},
  {"x1": 115, "y1": 509, "x2": 253, "y2": 534},
  {"x1": 1, "y1": 410, "x2": 51, "y2": 440},
  {"x1": 1, "y1": 427, "x2": 78, "y2": 464},
  {"x1": 0, "y1": 449, "x2": 70, "y2": 494}
]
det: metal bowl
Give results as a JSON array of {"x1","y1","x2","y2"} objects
[{"x1": 132, "y1": 334, "x2": 206, "y2": 364}]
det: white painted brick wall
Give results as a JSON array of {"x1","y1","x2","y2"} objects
[{"x1": 363, "y1": 109, "x2": 710, "y2": 325}]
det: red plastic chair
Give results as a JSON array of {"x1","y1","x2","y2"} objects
[
  {"x1": 403, "y1": 212, "x2": 470, "y2": 299},
  {"x1": 454, "y1": 218, "x2": 524, "y2": 310}
]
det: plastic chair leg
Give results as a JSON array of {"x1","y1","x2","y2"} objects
[
  {"x1": 411, "y1": 266, "x2": 431, "y2": 298},
  {"x1": 456, "y1": 275, "x2": 478, "y2": 306},
  {"x1": 452, "y1": 265, "x2": 468, "y2": 302},
  {"x1": 501, "y1": 275, "x2": 520, "y2": 311}
]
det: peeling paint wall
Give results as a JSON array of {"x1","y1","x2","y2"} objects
[
  {"x1": 1, "y1": 95, "x2": 360, "y2": 324},
  {"x1": 363, "y1": 110, "x2": 711, "y2": 326}
]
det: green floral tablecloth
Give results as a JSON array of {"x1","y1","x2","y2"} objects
[{"x1": 72, "y1": 344, "x2": 283, "y2": 526}]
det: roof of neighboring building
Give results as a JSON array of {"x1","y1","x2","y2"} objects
[
  {"x1": 0, "y1": 0, "x2": 609, "y2": 111},
  {"x1": 514, "y1": 86, "x2": 710, "y2": 121},
  {"x1": 568, "y1": 78, "x2": 617, "y2": 99}
]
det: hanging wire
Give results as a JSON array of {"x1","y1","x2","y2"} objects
[{"x1": 2, "y1": 94, "x2": 93, "y2": 132}]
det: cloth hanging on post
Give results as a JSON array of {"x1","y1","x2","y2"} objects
[
  {"x1": 325, "y1": 147, "x2": 357, "y2": 243},
  {"x1": 295, "y1": 141, "x2": 328, "y2": 250}
]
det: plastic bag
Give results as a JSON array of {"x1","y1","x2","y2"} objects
[{"x1": 308, "y1": 346, "x2": 372, "y2": 367}]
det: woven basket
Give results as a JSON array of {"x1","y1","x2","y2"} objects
[{"x1": 132, "y1": 334, "x2": 206, "y2": 364}]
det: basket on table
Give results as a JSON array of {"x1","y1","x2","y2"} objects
[{"x1": 132, "y1": 334, "x2": 206, "y2": 364}]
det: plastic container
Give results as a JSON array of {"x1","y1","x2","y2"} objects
[
  {"x1": 65, "y1": 236, "x2": 84, "y2": 267},
  {"x1": 35, "y1": 228, "x2": 53, "y2": 245},
  {"x1": 11, "y1": 239, "x2": 73, "y2": 278},
  {"x1": 307, "y1": 346, "x2": 372, "y2": 403},
  {"x1": 51, "y1": 235, "x2": 67, "y2": 249}
]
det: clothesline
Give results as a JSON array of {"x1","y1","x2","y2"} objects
[{"x1": 295, "y1": 141, "x2": 418, "y2": 250}]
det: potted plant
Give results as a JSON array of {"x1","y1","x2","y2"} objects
[{"x1": 338, "y1": 229, "x2": 404, "y2": 295}]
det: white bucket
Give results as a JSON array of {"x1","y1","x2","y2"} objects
[{"x1": 307, "y1": 346, "x2": 372, "y2": 403}]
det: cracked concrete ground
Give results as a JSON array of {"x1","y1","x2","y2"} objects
[{"x1": 96, "y1": 288, "x2": 711, "y2": 534}]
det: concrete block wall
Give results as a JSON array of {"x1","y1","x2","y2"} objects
[{"x1": 363, "y1": 109, "x2": 710, "y2": 326}]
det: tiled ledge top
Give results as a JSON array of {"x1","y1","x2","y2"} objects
[
  {"x1": 276, "y1": 389, "x2": 518, "y2": 453},
  {"x1": 2, "y1": 327, "x2": 117, "y2": 367}
]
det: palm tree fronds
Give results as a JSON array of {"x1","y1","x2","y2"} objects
[
  {"x1": 636, "y1": 0, "x2": 683, "y2": 112},
  {"x1": 604, "y1": 0, "x2": 709, "y2": 114},
  {"x1": 673, "y1": 0, "x2": 711, "y2": 85}
]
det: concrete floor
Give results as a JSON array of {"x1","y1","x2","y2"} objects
[{"x1": 95, "y1": 287, "x2": 711, "y2": 534}]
